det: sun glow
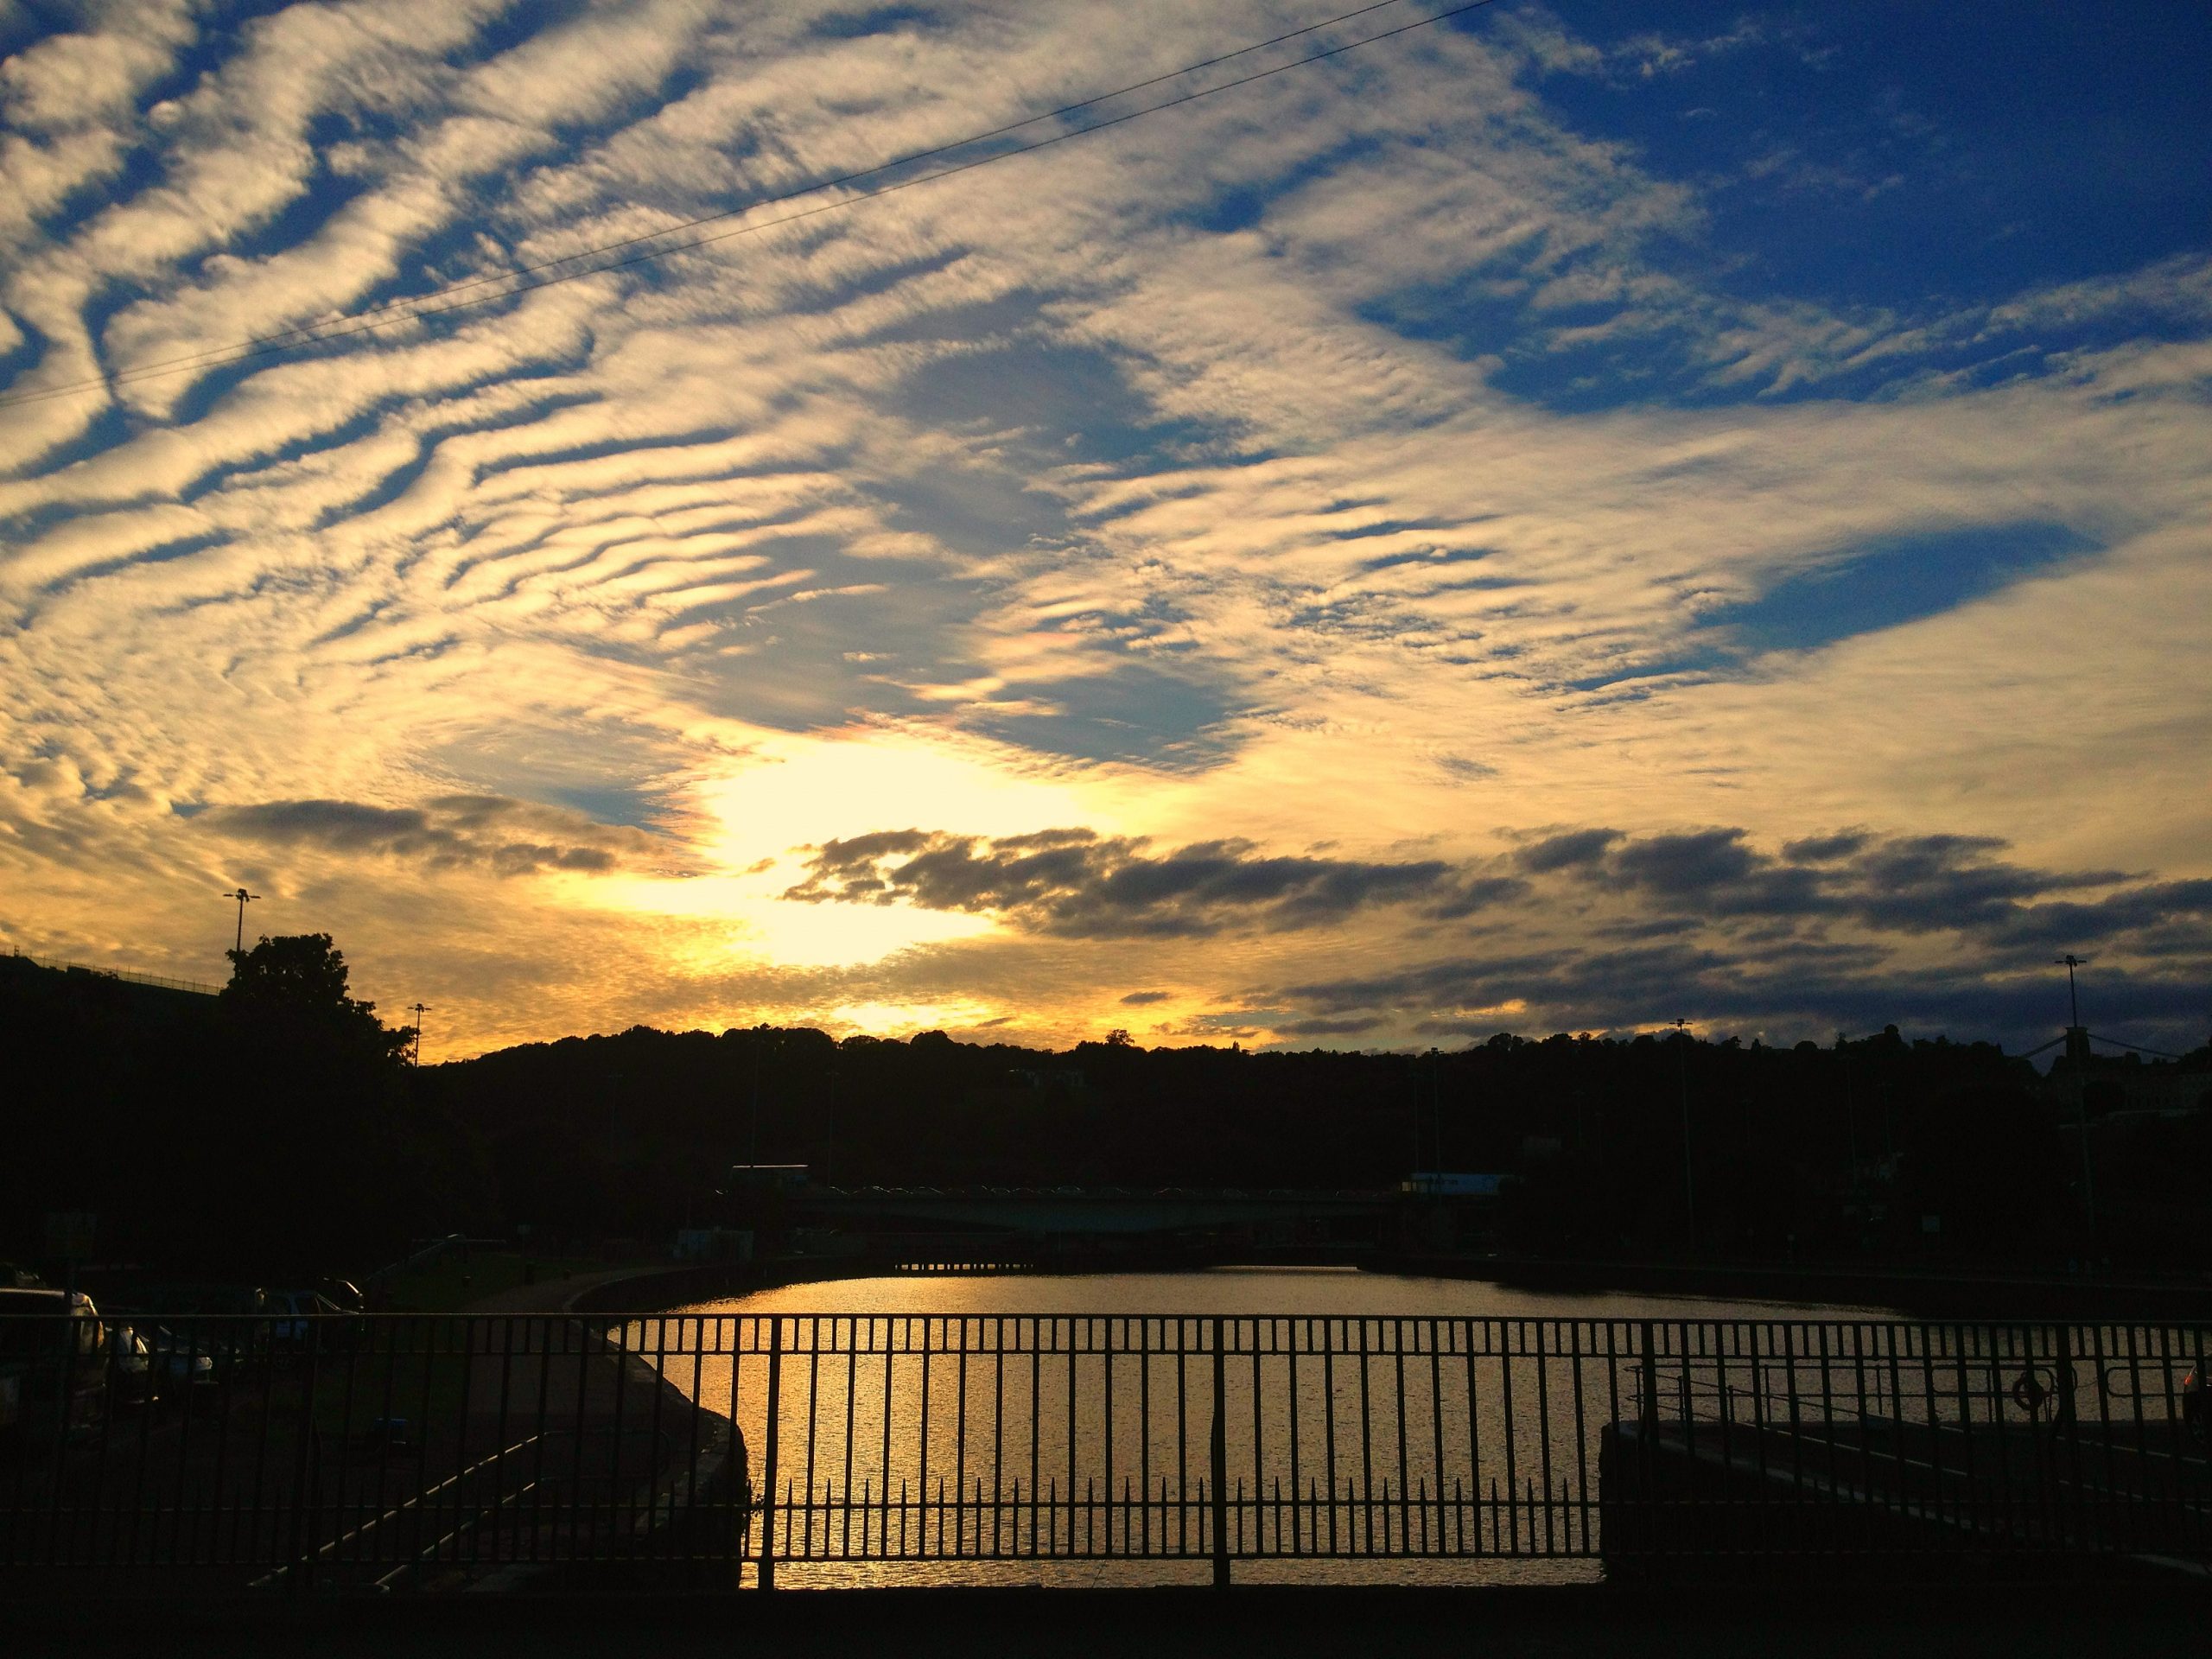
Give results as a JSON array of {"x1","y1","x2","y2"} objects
[{"x1": 691, "y1": 726, "x2": 1115, "y2": 868}]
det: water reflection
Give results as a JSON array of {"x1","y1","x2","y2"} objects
[{"x1": 632, "y1": 1268, "x2": 1896, "y2": 1586}]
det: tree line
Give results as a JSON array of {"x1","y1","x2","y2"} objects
[{"x1": 5, "y1": 938, "x2": 2208, "y2": 1279}]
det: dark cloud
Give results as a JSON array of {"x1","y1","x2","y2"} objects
[
  {"x1": 1286, "y1": 939, "x2": 2209, "y2": 1053},
  {"x1": 1120, "y1": 990, "x2": 1173, "y2": 1005},
  {"x1": 1610, "y1": 829, "x2": 1762, "y2": 893},
  {"x1": 1516, "y1": 828, "x2": 1622, "y2": 873},
  {"x1": 784, "y1": 828, "x2": 1506, "y2": 938},
  {"x1": 201, "y1": 794, "x2": 664, "y2": 877},
  {"x1": 1269, "y1": 824, "x2": 2210, "y2": 1051},
  {"x1": 1277, "y1": 1015, "x2": 1385, "y2": 1038},
  {"x1": 1783, "y1": 831, "x2": 1867, "y2": 862},
  {"x1": 1554, "y1": 824, "x2": 2147, "y2": 936}
]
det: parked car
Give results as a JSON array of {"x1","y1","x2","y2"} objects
[
  {"x1": 120, "y1": 1285, "x2": 274, "y2": 1381},
  {"x1": 106, "y1": 1323, "x2": 158, "y2": 1408},
  {"x1": 260, "y1": 1289, "x2": 349, "y2": 1350},
  {"x1": 0, "y1": 1288, "x2": 108, "y2": 1446},
  {"x1": 138, "y1": 1326, "x2": 219, "y2": 1399}
]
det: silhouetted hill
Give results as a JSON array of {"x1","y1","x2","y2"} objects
[{"x1": 10, "y1": 948, "x2": 2210, "y2": 1279}]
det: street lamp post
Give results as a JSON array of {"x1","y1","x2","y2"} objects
[
  {"x1": 2056, "y1": 955, "x2": 2096, "y2": 1253},
  {"x1": 407, "y1": 1003, "x2": 432, "y2": 1067},
  {"x1": 222, "y1": 887, "x2": 259, "y2": 961}
]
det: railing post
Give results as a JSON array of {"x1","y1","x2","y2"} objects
[
  {"x1": 286, "y1": 1332, "x2": 321, "y2": 1598},
  {"x1": 1211, "y1": 1317, "x2": 1230, "y2": 1588},
  {"x1": 758, "y1": 1317, "x2": 781, "y2": 1591},
  {"x1": 1639, "y1": 1320, "x2": 1658, "y2": 1428}
]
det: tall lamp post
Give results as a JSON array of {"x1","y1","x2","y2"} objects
[
  {"x1": 222, "y1": 887, "x2": 259, "y2": 961},
  {"x1": 407, "y1": 1003, "x2": 432, "y2": 1067},
  {"x1": 2056, "y1": 955, "x2": 2096, "y2": 1252}
]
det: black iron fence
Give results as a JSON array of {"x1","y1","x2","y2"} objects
[{"x1": 3, "y1": 1312, "x2": 2208, "y2": 1589}]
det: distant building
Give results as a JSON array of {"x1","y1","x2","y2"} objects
[
  {"x1": 2037, "y1": 1029, "x2": 2211, "y2": 1117},
  {"x1": 1400, "y1": 1172, "x2": 1507, "y2": 1198}
]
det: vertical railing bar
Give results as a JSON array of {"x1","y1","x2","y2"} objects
[
  {"x1": 167, "y1": 1320, "x2": 203, "y2": 1567},
  {"x1": 1392, "y1": 1318, "x2": 1410, "y2": 1557},
  {"x1": 1066, "y1": 1318, "x2": 1078, "y2": 1559},
  {"x1": 127, "y1": 1313, "x2": 162, "y2": 1567},
  {"x1": 600, "y1": 1317, "x2": 629, "y2": 1567},
  {"x1": 880, "y1": 1319, "x2": 895, "y2": 1562},
  {"x1": 1099, "y1": 1317, "x2": 1111, "y2": 1559},
  {"x1": 245, "y1": 1317, "x2": 282, "y2": 1569},
  {"x1": 1140, "y1": 1316, "x2": 1153, "y2": 1558},
  {"x1": 916, "y1": 1315, "x2": 933, "y2": 1559},
  {"x1": 757, "y1": 1316, "x2": 780, "y2": 1590},
  {"x1": 1252, "y1": 1318, "x2": 1265, "y2": 1560},
  {"x1": 1287, "y1": 1320, "x2": 1304, "y2": 1557},
  {"x1": 1914, "y1": 1323, "x2": 1943, "y2": 1548},
  {"x1": 1567, "y1": 1321, "x2": 1588, "y2": 1556},
  {"x1": 529, "y1": 1317, "x2": 557, "y2": 1566},
  {"x1": 839, "y1": 1318, "x2": 856, "y2": 1561},
  {"x1": 1027, "y1": 1317, "x2": 1041, "y2": 1560},
  {"x1": 1430, "y1": 1320, "x2": 1446, "y2": 1557},
  {"x1": 1500, "y1": 1320, "x2": 1519, "y2": 1556},
  {"x1": 1884, "y1": 1323, "x2": 1910, "y2": 1554},
  {"x1": 723, "y1": 1317, "x2": 746, "y2": 1583},
  {"x1": 1468, "y1": 1319, "x2": 1485, "y2": 1559},
  {"x1": 794, "y1": 1319, "x2": 817, "y2": 1560},
  {"x1": 1178, "y1": 1318, "x2": 1191, "y2": 1558},
  {"x1": 2058, "y1": 1322, "x2": 2087, "y2": 1554},
  {"x1": 956, "y1": 1317, "x2": 970, "y2": 1559},
  {"x1": 1987, "y1": 1325, "x2": 2020, "y2": 1548},
  {"x1": 1535, "y1": 1321, "x2": 1554, "y2": 1556},
  {"x1": 2088, "y1": 1322, "x2": 2118, "y2": 1554},
  {"x1": 1950, "y1": 1322, "x2": 1979, "y2": 1550},
  {"x1": 1210, "y1": 1315, "x2": 1229, "y2": 1586},
  {"x1": 488, "y1": 1314, "x2": 515, "y2": 1565},
  {"x1": 1357, "y1": 1317, "x2": 1374, "y2": 1555},
  {"x1": 995, "y1": 1327, "x2": 1013, "y2": 1557}
]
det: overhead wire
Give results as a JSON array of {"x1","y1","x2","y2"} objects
[{"x1": 0, "y1": 0, "x2": 1503, "y2": 410}]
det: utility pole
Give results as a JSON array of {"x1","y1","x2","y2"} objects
[
  {"x1": 223, "y1": 887, "x2": 259, "y2": 961},
  {"x1": 750, "y1": 1027, "x2": 763, "y2": 1169},
  {"x1": 2056, "y1": 955, "x2": 2096, "y2": 1253},
  {"x1": 407, "y1": 1004, "x2": 432, "y2": 1067},
  {"x1": 1674, "y1": 1019, "x2": 1697, "y2": 1250},
  {"x1": 2057, "y1": 953, "x2": 2086, "y2": 1030}
]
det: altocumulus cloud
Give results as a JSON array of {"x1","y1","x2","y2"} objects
[{"x1": 0, "y1": 2, "x2": 2205, "y2": 1055}]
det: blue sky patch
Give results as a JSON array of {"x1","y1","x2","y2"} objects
[{"x1": 1709, "y1": 521, "x2": 2099, "y2": 657}]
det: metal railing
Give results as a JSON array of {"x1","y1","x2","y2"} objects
[
  {"x1": 3, "y1": 1313, "x2": 2208, "y2": 1589},
  {"x1": 3, "y1": 950, "x2": 220, "y2": 996}
]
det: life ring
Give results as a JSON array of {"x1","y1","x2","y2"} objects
[{"x1": 2011, "y1": 1369, "x2": 2049, "y2": 1416}]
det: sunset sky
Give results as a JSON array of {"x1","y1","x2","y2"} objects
[{"x1": 3, "y1": 0, "x2": 2207, "y2": 1059}]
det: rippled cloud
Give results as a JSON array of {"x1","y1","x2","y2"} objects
[{"x1": 1, "y1": 1, "x2": 2205, "y2": 1055}]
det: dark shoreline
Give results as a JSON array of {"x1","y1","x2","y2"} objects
[
  {"x1": 1376, "y1": 1251, "x2": 2212, "y2": 1320},
  {"x1": 569, "y1": 1250, "x2": 2212, "y2": 1321}
]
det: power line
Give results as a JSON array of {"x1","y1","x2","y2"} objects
[{"x1": 0, "y1": 0, "x2": 1503, "y2": 410}]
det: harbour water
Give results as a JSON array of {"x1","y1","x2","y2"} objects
[{"x1": 636, "y1": 1268, "x2": 1900, "y2": 1586}]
